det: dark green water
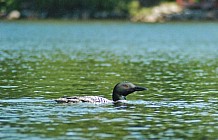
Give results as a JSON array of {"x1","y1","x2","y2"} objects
[{"x1": 0, "y1": 21, "x2": 217, "y2": 140}]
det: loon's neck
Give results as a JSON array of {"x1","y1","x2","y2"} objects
[{"x1": 112, "y1": 92, "x2": 126, "y2": 101}]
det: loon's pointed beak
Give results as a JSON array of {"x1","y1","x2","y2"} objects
[{"x1": 134, "y1": 86, "x2": 147, "y2": 91}]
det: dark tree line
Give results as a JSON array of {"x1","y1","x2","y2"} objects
[{"x1": 0, "y1": 0, "x2": 174, "y2": 19}]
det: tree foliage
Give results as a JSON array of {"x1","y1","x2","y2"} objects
[{"x1": 0, "y1": 0, "x2": 174, "y2": 18}]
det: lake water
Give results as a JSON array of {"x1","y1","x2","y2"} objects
[{"x1": 0, "y1": 21, "x2": 218, "y2": 140}]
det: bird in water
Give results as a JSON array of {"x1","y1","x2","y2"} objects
[{"x1": 55, "y1": 82, "x2": 147, "y2": 104}]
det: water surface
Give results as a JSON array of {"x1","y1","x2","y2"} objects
[{"x1": 0, "y1": 21, "x2": 218, "y2": 140}]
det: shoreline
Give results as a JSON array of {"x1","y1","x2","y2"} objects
[
  {"x1": 2, "y1": 2, "x2": 218, "y2": 23},
  {"x1": 1, "y1": 19, "x2": 218, "y2": 24}
]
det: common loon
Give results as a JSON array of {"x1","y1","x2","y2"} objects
[{"x1": 55, "y1": 82, "x2": 147, "y2": 103}]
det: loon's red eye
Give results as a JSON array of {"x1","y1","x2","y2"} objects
[{"x1": 123, "y1": 84, "x2": 129, "y2": 88}]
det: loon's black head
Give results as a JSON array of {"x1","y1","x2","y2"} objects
[{"x1": 112, "y1": 82, "x2": 147, "y2": 101}]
